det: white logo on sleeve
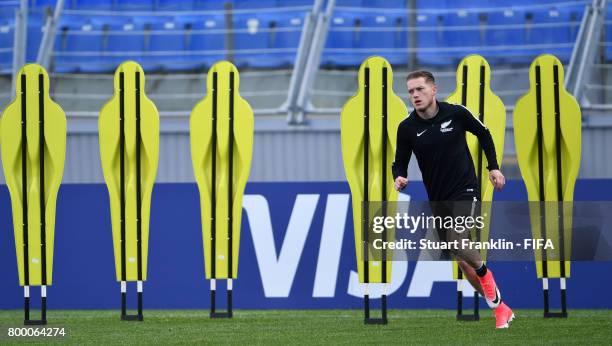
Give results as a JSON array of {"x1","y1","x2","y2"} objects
[{"x1": 440, "y1": 119, "x2": 454, "y2": 133}]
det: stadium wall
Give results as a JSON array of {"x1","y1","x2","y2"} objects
[
  {"x1": 0, "y1": 124, "x2": 611, "y2": 183},
  {"x1": 0, "y1": 180, "x2": 611, "y2": 310}
]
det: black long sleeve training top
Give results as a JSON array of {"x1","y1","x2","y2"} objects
[{"x1": 391, "y1": 101, "x2": 499, "y2": 201}]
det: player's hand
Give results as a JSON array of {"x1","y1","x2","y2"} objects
[
  {"x1": 394, "y1": 177, "x2": 408, "y2": 191},
  {"x1": 489, "y1": 169, "x2": 505, "y2": 191}
]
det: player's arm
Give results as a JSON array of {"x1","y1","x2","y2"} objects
[
  {"x1": 458, "y1": 106, "x2": 505, "y2": 190},
  {"x1": 391, "y1": 122, "x2": 412, "y2": 191}
]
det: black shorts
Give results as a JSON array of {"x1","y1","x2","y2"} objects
[{"x1": 429, "y1": 193, "x2": 479, "y2": 259}]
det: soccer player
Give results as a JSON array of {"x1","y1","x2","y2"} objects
[{"x1": 392, "y1": 70, "x2": 515, "y2": 328}]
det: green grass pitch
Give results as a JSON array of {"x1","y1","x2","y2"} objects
[{"x1": 1, "y1": 310, "x2": 611, "y2": 344}]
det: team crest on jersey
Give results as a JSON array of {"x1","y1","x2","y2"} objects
[{"x1": 440, "y1": 119, "x2": 453, "y2": 133}]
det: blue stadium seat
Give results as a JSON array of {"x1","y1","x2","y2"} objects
[
  {"x1": 335, "y1": 0, "x2": 363, "y2": 7},
  {"x1": 25, "y1": 18, "x2": 44, "y2": 63},
  {"x1": 271, "y1": 12, "x2": 305, "y2": 67},
  {"x1": 30, "y1": 0, "x2": 57, "y2": 8},
  {"x1": 89, "y1": 15, "x2": 131, "y2": 27},
  {"x1": 0, "y1": 5, "x2": 16, "y2": 19},
  {"x1": 275, "y1": 0, "x2": 315, "y2": 6},
  {"x1": 485, "y1": 9, "x2": 527, "y2": 46},
  {"x1": 233, "y1": 13, "x2": 281, "y2": 68},
  {"x1": 527, "y1": 7, "x2": 573, "y2": 62},
  {"x1": 234, "y1": 0, "x2": 276, "y2": 9},
  {"x1": 72, "y1": 0, "x2": 113, "y2": 10},
  {"x1": 393, "y1": 13, "x2": 409, "y2": 60},
  {"x1": 322, "y1": 11, "x2": 363, "y2": 67},
  {"x1": 485, "y1": 9, "x2": 530, "y2": 64},
  {"x1": 112, "y1": 0, "x2": 153, "y2": 10},
  {"x1": 147, "y1": 18, "x2": 191, "y2": 71},
  {"x1": 192, "y1": 0, "x2": 233, "y2": 10},
  {"x1": 358, "y1": 12, "x2": 407, "y2": 66},
  {"x1": 415, "y1": 12, "x2": 451, "y2": 66},
  {"x1": 54, "y1": 21, "x2": 105, "y2": 73},
  {"x1": 52, "y1": 16, "x2": 87, "y2": 73},
  {"x1": 0, "y1": 19, "x2": 14, "y2": 71},
  {"x1": 442, "y1": 9, "x2": 483, "y2": 65},
  {"x1": 568, "y1": 6, "x2": 584, "y2": 41},
  {"x1": 449, "y1": 0, "x2": 490, "y2": 8},
  {"x1": 102, "y1": 21, "x2": 146, "y2": 72},
  {"x1": 361, "y1": 0, "x2": 406, "y2": 8},
  {"x1": 0, "y1": 19, "x2": 13, "y2": 49},
  {"x1": 0, "y1": 8, "x2": 18, "y2": 71},
  {"x1": 131, "y1": 16, "x2": 175, "y2": 71},
  {"x1": 416, "y1": 0, "x2": 447, "y2": 9},
  {"x1": 605, "y1": 9, "x2": 612, "y2": 61},
  {"x1": 156, "y1": 0, "x2": 195, "y2": 10},
  {"x1": 178, "y1": 15, "x2": 226, "y2": 69}
]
